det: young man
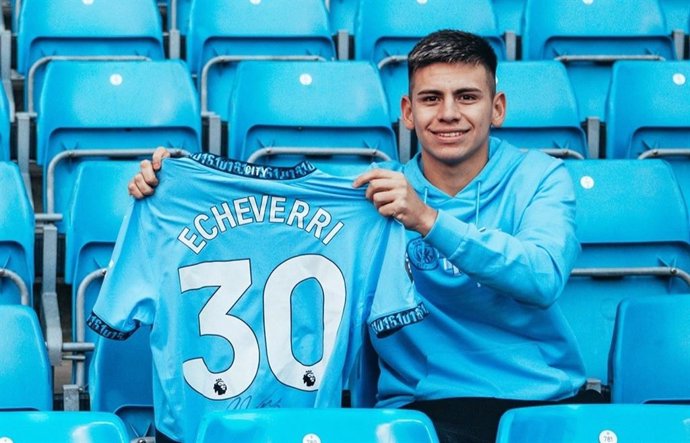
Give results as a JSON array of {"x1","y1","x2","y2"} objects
[{"x1": 129, "y1": 30, "x2": 593, "y2": 443}]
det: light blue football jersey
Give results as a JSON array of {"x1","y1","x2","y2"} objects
[{"x1": 88, "y1": 153, "x2": 427, "y2": 442}]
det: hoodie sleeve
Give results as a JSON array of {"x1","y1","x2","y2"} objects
[{"x1": 423, "y1": 160, "x2": 580, "y2": 308}]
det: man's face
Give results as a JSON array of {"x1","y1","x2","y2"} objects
[{"x1": 402, "y1": 62, "x2": 505, "y2": 173}]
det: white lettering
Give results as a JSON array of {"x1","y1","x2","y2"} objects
[
  {"x1": 305, "y1": 208, "x2": 331, "y2": 240},
  {"x1": 234, "y1": 197, "x2": 252, "y2": 225},
  {"x1": 178, "y1": 227, "x2": 206, "y2": 254},
  {"x1": 211, "y1": 202, "x2": 237, "y2": 231},
  {"x1": 269, "y1": 196, "x2": 287, "y2": 223},
  {"x1": 248, "y1": 195, "x2": 268, "y2": 222},
  {"x1": 322, "y1": 221, "x2": 344, "y2": 245},
  {"x1": 286, "y1": 200, "x2": 310, "y2": 229},
  {"x1": 194, "y1": 213, "x2": 218, "y2": 240}
]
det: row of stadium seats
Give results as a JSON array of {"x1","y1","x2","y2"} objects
[
  {"x1": 5, "y1": 155, "x2": 690, "y2": 436},
  {"x1": 0, "y1": 408, "x2": 441, "y2": 442},
  {"x1": 2, "y1": 58, "x2": 690, "y2": 203}
]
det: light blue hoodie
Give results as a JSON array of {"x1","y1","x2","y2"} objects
[{"x1": 371, "y1": 137, "x2": 586, "y2": 407}]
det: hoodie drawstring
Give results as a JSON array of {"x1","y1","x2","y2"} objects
[{"x1": 474, "y1": 180, "x2": 482, "y2": 227}]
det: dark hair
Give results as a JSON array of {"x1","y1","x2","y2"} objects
[{"x1": 407, "y1": 29, "x2": 498, "y2": 95}]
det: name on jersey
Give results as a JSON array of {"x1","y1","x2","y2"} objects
[{"x1": 177, "y1": 195, "x2": 345, "y2": 254}]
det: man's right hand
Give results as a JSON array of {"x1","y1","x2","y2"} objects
[{"x1": 128, "y1": 147, "x2": 171, "y2": 199}]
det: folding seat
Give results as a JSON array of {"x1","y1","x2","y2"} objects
[
  {"x1": 61, "y1": 161, "x2": 155, "y2": 439},
  {"x1": 0, "y1": 162, "x2": 34, "y2": 306},
  {"x1": 194, "y1": 408, "x2": 440, "y2": 443},
  {"x1": 609, "y1": 295, "x2": 690, "y2": 404},
  {"x1": 64, "y1": 161, "x2": 140, "y2": 383},
  {"x1": 186, "y1": 0, "x2": 335, "y2": 150},
  {"x1": 522, "y1": 0, "x2": 676, "y2": 124},
  {"x1": 0, "y1": 411, "x2": 130, "y2": 442},
  {"x1": 16, "y1": 0, "x2": 164, "y2": 108},
  {"x1": 89, "y1": 328, "x2": 154, "y2": 441},
  {"x1": 329, "y1": 0, "x2": 359, "y2": 36},
  {"x1": 605, "y1": 61, "x2": 690, "y2": 193},
  {"x1": 496, "y1": 404, "x2": 690, "y2": 443},
  {"x1": 228, "y1": 60, "x2": 398, "y2": 175},
  {"x1": 493, "y1": 61, "x2": 587, "y2": 158},
  {"x1": 354, "y1": 0, "x2": 507, "y2": 131},
  {"x1": 561, "y1": 159, "x2": 690, "y2": 390},
  {"x1": 36, "y1": 59, "x2": 201, "y2": 231},
  {"x1": 0, "y1": 304, "x2": 52, "y2": 411}
]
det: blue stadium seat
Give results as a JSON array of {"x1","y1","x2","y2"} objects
[
  {"x1": 194, "y1": 408, "x2": 440, "y2": 443},
  {"x1": 496, "y1": 404, "x2": 690, "y2": 443},
  {"x1": 561, "y1": 159, "x2": 690, "y2": 387},
  {"x1": 0, "y1": 86, "x2": 9, "y2": 162},
  {"x1": 36, "y1": 60, "x2": 201, "y2": 231},
  {"x1": 167, "y1": 0, "x2": 193, "y2": 34},
  {"x1": 64, "y1": 161, "x2": 140, "y2": 386},
  {"x1": 89, "y1": 327, "x2": 154, "y2": 441},
  {"x1": 186, "y1": 0, "x2": 335, "y2": 122},
  {"x1": 0, "y1": 304, "x2": 52, "y2": 411},
  {"x1": 606, "y1": 61, "x2": 690, "y2": 159},
  {"x1": 522, "y1": 0, "x2": 676, "y2": 122},
  {"x1": 660, "y1": 0, "x2": 690, "y2": 32},
  {"x1": 609, "y1": 295, "x2": 690, "y2": 404},
  {"x1": 0, "y1": 411, "x2": 130, "y2": 442},
  {"x1": 228, "y1": 60, "x2": 398, "y2": 175},
  {"x1": 16, "y1": 0, "x2": 164, "y2": 109},
  {"x1": 605, "y1": 61, "x2": 690, "y2": 197},
  {"x1": 0, "y1": 162, "x2": 34, "y2": 306},
  {"x1": 354, "y1": 0, "x2": 506, "y2": 125},
  {"x1": 493, "y1": 61, "x2": 587, "y2": 158}
]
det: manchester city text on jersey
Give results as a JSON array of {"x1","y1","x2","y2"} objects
[{"x1": 177, "y1": 195, "x2": 345, "y2": 254}]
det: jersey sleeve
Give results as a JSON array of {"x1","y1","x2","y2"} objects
[
  {"x1": 86, "y1": 200, "x2": 158, "y2": 340},
  {"x1": 365, "y1": 220, "x2": 428, "y2": 339}
]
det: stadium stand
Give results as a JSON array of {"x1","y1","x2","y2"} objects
[
  {"x1": 194, "y1": 408, "x2": 440, "y2": 443},
  {"x1": 186, "y1": 0, "x2": 335, "y2": 154},
  {"x1": 493, "y1": 61, "x2": 588, "y2": 158},
  {"x1": 0, "y1": 161, "x2": 34, "y2": 306},
  {"x1": 0, "y1": 411, "x2": 130, "y2": 442},
  {"x1": 353, "y1": 0, "x2": 507, "y2": 159},
  {"x1": 522, "y1": 0, "x2": 676, "y2": 157},
  {"x1": 609, "y1": 295, "x2": 690, "y2": 404},
  {"x1": 496, "y1": 404, "x2": 690, "y2": 443},
  {"x1": 0, "y1": 304, "x2": 52, "y2": 411},
  {"x1": 166, "y1": 0, "x2": 193, "y2": 58},
  {"x1": 228, "y1": 60, "x2": 398, "y2": 175},
  {"x1": 561, "y1": 159, "x2": 690, "y2": 392}
]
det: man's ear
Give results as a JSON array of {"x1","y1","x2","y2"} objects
[
  {"x1": 401, "y1": 95, "x2": 415, "y2": 130},
  {"x1": 491, "y1": 91, "x2": 506, "y2": 128}
]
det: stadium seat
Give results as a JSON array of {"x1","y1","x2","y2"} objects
[
  {"x1": 493, "y1": 61, "x2": 587, "y2": 158},
  {"x1": 167, "y1": 0, "x2": 193, "y2": 35},
  {"x1": 605, "y1": 61, "x2": 690, "y2": 195},
  {"x1": 660, "y1": 0, "x2": 690, "y2": 33},
  {"x1": 609, "y1": 295, "x2": 690, "y2": 404},
  {"x1": 194, "y1": 408, "x2": 440, "y2": 443},
  {"x1": 0, "y1": 161, "x2": 34, "y2": 306},
  {"x1": 561, "y1": 159, "x2": 690, "y2": 388},
  {"x1": 0, "y1": 411, "x2": 130, "y2": 442},
  {"x1": 522, "y1": 0, "x2": 676, "y2": 122},
  {"x1": 186, "y1": 0, "x2": 335, "y2": 123},
  {"x1": 63, "y1": 161, "x2": 140, "y2": 387},
  {"x1": 227, "y1": 60, "x2": 398, "y2": 175},
  {"x1": 354, "y1": 0, "x2": 506, "y2": 126},
  {"x1": 16, "y1": 0, "x2": 164, "y2": 108},
  {"x1": 89, "y1": 327, "x2": 154, "y2": 441},
  {"x1": 0, "y1": 304, "x2": 52, "y2": 411},
  {"x1": 36, "y1": 59, "x2": 201, "y2": 231},
  {"x1": 496, "y1": 404, "x2": 690, "y2": 443}
]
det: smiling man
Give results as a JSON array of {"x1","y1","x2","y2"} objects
[{"x1": 353, "y1": 30, "x2": 597, "y2": 443}]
